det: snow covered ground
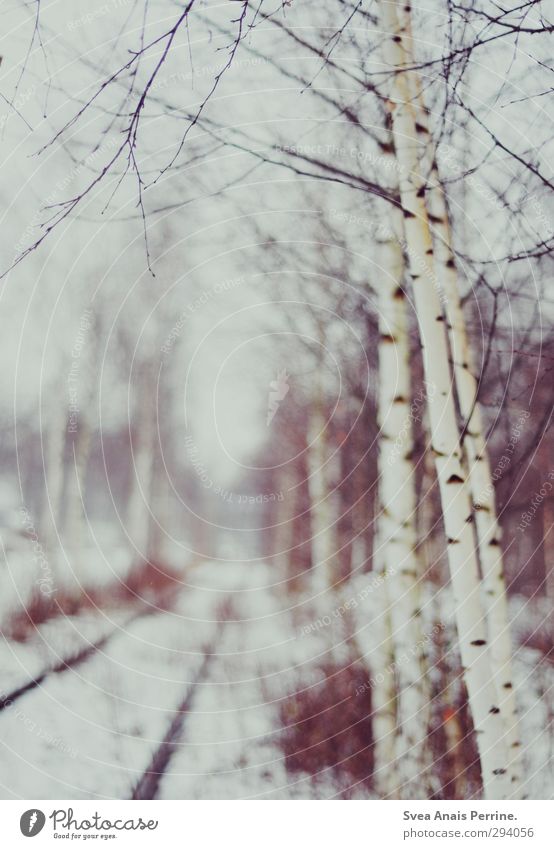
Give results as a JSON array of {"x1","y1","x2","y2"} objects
[{"x1": 0, "y1": 562, "x2": 551, "y2": 799}]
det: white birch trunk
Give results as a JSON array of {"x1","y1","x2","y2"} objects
[
  {"x1": 378, "y1": 0, "x2": 511, "y2": 798},
  {"x1": 376, "y1": 233, "x2": 432, "y2": 797},
  {"x1": 427, "y1": 181, "x2": 523, "y2": 792},
  {"x1": 397, "y1": 0, "x2": 522, "y2": 794}
]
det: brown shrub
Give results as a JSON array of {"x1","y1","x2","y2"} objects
[{"x1": 276, "y1": 661, "x2": 374, "y2": 796}]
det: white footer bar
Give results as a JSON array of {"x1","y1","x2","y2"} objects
[{"x1": 3, "y1": 800, "x2": 551, "y2": 848}]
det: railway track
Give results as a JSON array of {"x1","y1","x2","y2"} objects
[
  {"x1": 0, "y1": 602, "x2": 167, "y2": 712},
  {"x1": 130, "y1": 602, "x2": 231, "y2": 800}
]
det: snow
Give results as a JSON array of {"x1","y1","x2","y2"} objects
[
  {"x1": 0, "y1": 579, "x2": 221, "y2": 798},
  {"x1": 0, "y1": 562, "x2": 551, "y2": 799}
]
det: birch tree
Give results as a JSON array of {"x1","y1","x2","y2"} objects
[
  {"x1": 397, "y1": 0, "x2": 523, "y2": 794},
  {"x1": 375, "y1": 228, "x2": 432, "y2": 797},
  {"x1": 427, "y1": 175, "x2": 523, "y2": 793},
  {"x1": 377, "y1": 0, "x2": 512, "y2": 799}
]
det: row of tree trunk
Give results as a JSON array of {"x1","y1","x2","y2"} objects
[{"x1": 265, "y1": 0, "x2": 522, "y2": 800}]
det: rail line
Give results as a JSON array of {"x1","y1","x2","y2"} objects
[
  {"x1": 130, "y1": 601, "x2": 231, "y2": 800},
  {"x1": 0, "y1": 603, "x2": 165, "y2": 712}
]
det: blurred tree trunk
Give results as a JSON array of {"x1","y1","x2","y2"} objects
[
  {"x1": 64, "y1": 421, "x2": 92, "y2": 556},
  {"x1": 335, "y1": 414, "x2": 355, "y2": 586},
  {"x1": 126, "y1": 363, "x2": 156, "y2": 564},
  {"x1": 435, "y1": 611, "x2": 467, "y2": 799},
  {"x1": 64, "y1": 311, "x2": 97, "y2": 560},
  {"x1": 307, "y1": 398, "x2": 336, "y2": 595},
  {"x1": 544, "y1": 497, "x2": 554, "y2": 606},
  {"x1": 379, "y1": 0, "x2": 511, "y2": 799},
  {"x1": 273, "y1": 461, "x2": 301, "y2": 592},
  {"x1": 40, "y1": 402, "x2": 67, "y2": 556},
  {"x1": 146, "y1": 453, "x2": 166, "y2": 565}
]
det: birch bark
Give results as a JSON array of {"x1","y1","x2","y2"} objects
[
  {"x1": 427, "y1": 181, "x2": 523, "y2": 792},
  {"x1": 378, "y1": 0, "x2": 511, "y2": 798},
  {"x1": 376, "y1": 232, "x2": 431, "y2": 797},
  {"x1": 397, "y1": 0, "x2": 522, "y2": 794}
]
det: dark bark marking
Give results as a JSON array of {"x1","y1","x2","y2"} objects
[{"x1": 447, "y1": 474, "x2": 465, "y2": 484}]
